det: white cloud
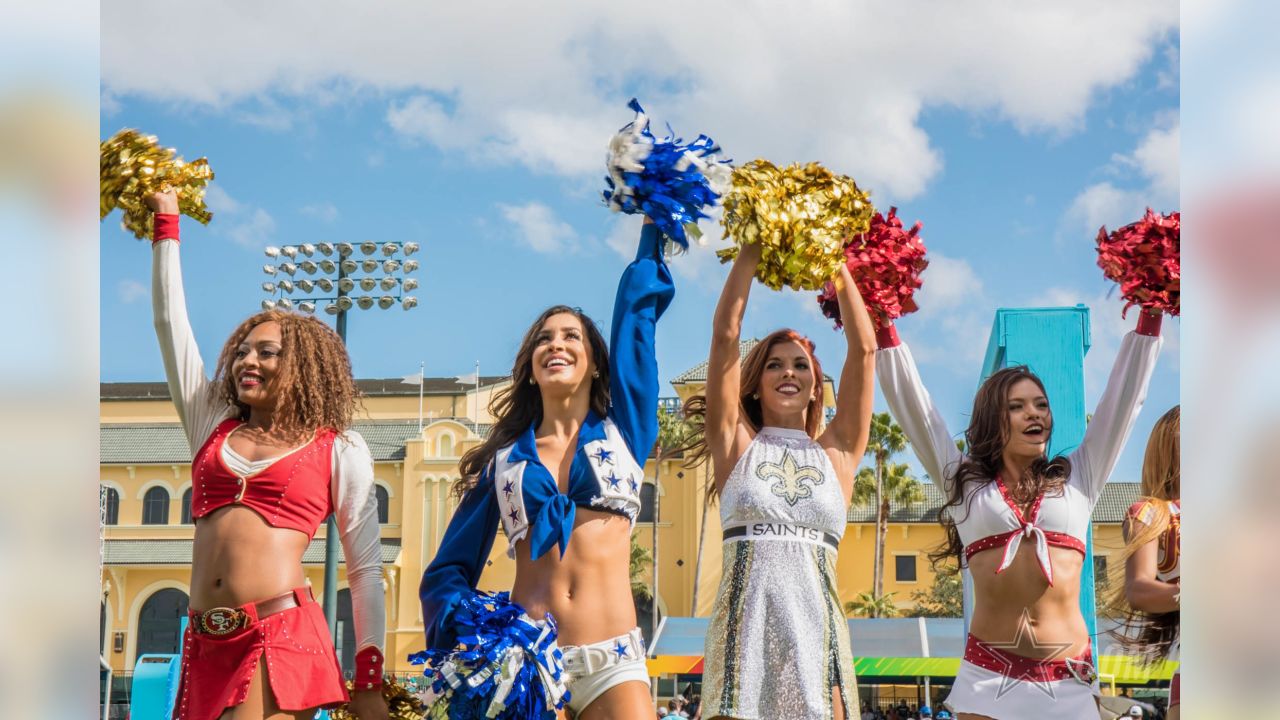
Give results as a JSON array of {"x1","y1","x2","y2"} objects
[
  {"x1": 1063, "y1": 114, "x2": 1179, "y2": 239},
  {"x1": 101, "y1": 0, "x2": 1177, "y2": 200},
  {"x1": 117, "y1": 279, "x2": 146, "y2": 304},
  {"x1": 906, "y1": 252, "x2": 994, "y2": 366},
  {"x1": 300, "y1": 202, "x2": 339, "y2": 223},
  {"x1": 204, "y1": 184, "x2": 275, "y2": 247},
  {"x1": 498, "y1": 202, "x2": 577, "y2": 254}
]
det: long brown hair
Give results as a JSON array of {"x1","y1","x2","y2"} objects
[
  {"x1": 681, "y1": 329, "x2": 825, "y2": 493},
  {"x1": 1105, "y1": 405, "x2": 1180, "y2": 664},
  {"x1": 211, "y1": 310, "x2": 360, "y2": 441},
  {"x1": 454, "y1": 305, "x2": 611, "y2": 497},
  {"x1": 930, "y1": 366, "x2": 1072, "y2": 568}
]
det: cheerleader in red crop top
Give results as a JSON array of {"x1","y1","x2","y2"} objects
[
  {"x1": 1107, "y1": 406, "x2": 1181, "y2": 718},
  {"x1": 876, "y1": 309, "x2": 1163, "y2": 720},
  {"x1": 144, "y1": 192, "x2": 388, "y2": 720}
]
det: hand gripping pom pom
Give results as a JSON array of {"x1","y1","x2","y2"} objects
[
  {"x1": 603, "y1": 98, "x2": 731, "y2": 250},
  {"x1": 408, "y1": 592, "x2": 569, "y2": 720},
  {"x1": 327, "y1": 677, "x2": 427, "y2": 720},
  {"x1": 818, "y1": 207, "x2": 929, "y2": 329},
  {"x1": 1096, "y1": 208, "x2": 1180, "y2": 317},
  {"x1": 100, "y1": 129, "x2": 215, "y2": 240},
  {"x1": 717, "y1": 160, "x2": 875, "y2": 291}
]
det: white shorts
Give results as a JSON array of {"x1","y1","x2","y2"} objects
[
  {"x1": 946, "y1": 659, "x2": 1100, "y2": 719},
  {"x1": 561, "y1": 627, "x2": 650, "y2": 714}
]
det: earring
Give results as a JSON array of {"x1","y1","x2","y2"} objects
[
  {"x1": 751, "y1": 393, "x2": 759, "y2": 400},
  {"x1": 528, "y1": 377, "x2": 536, "y2": 385},
  {"x1": 592, "y1": 370, "x2": 600, "y2": 379}
]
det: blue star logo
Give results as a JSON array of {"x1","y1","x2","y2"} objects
[
  {"x1": 502, "y1": 480, "x2": 515, "y2": 497},
  {"x1": 605, "y1": 472, "x2": 622, "y2": 490},
  {"x1": 591, "y1": 447, "x2": 615, "y2": 466},
  {"x1": 629, "y1": 477, "x2": 639, "y2": 494},
  {"x1": 507, "y1": 508, "x2": 520, "y2": 523},
  {"x1": 613, "y1": 641, "x2": 628, "y2": 659}
]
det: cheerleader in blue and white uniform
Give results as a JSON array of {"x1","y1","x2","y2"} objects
[{"x1": 418, "y1": 218, "x2": 673, "y2": 720}]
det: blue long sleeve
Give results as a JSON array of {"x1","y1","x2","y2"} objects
[
  {"x1": 419, "y1": 473, "x2": 500, "y2": 650},
  {"x1": 608, "y1": 223, "x2": 674, "y2": 464}
]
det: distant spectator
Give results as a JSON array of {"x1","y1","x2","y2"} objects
[{"x1": 1127, "y1": 705, "x2": 1145, "y2": 718}]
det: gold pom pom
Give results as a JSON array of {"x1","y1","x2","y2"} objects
[
  {"x1": 100, "y1": 129, "x2": 215, "y2": 239},
  {"x1": 328, "y1": 677, "x2": 428, "y2": 720},
  {"x1": 717, "y1": 159, "x2": 874, "y2": 291}
]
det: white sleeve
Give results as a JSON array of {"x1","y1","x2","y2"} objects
[
  {"x1": 152, "y1": 239, "x2": 232, "y2": 451},
  {"x1": 331, "y1": 430, "x2": 386, "y2": 654},
  {"x1": 876, "y1": 341, "x2": 965, "y2": 495},
  {"x1": 1069, "y1": 331, "x2": 1163, "y2": 501}
]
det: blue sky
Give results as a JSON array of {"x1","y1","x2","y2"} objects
[{"x1": 100, "y1": 2, "x2": 1179, "y2": 484}]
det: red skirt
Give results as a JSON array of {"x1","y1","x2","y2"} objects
[{"x1": 173, "y1": 588, "x2": 348, "y2": 720}]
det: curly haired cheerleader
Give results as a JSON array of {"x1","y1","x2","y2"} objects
[
  {"x1": 145, "y1": 192, "x2": 387, "y2": 720},
  {"x1": 877, "y1": 307, "x2": 1163, "y2": 719},
  {"x1": 418, "y1": 218, "x2": 673, "y2": 719},
  {"x1": 687, "y1": 241, "x2": 877, "y2": 720},
  {"x1": 1107, "y1": 406, "x2": 1181, "y2": 718}
]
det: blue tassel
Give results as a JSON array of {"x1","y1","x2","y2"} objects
[
  {"x1": 409, "y1": 591, "x2": 569, "y2": 720},
  {"x1": 604, "y1": 98, "x2": 731, "y2": 250}
]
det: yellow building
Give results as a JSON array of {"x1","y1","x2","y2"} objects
[{"x1": 99, "y1": 347, "x2": 1141, "y2": 693}]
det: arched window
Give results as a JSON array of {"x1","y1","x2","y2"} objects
[
  {"x1": 142, "y1": 487, "x2": 170, "y2": 525},
  {"x1": 181, "y1": 488, "x2": 193, "y2": 524},
  {"x1": 375, "y1": 485, "x2": 390, "y2": 524},
  {"x1": 637, "y1": 483, "x2": 657, "y2": 523},
  {"x1": 136, "y1": 588, "x2": 189, "y2": 656},
  {"x1": 438, "y1": 434, "x2": 454, "y2": 457},
  {"x1": 101, "y1": 487, "x2": 119, "y2": 526}
]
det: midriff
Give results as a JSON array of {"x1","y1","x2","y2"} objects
[
  {"x1": 511, "y1": 507, "x2": 637, "y2": 647},
  {"x1": 967, "y1": 542, "x2": 1091, "y2": 660},
  {"x1": 190, "y1": 504, "x2": 310, "y2": 611}
]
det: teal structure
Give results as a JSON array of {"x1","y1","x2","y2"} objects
[{"x1": 967, "y1": 306, "x2": 1099, "y2": 641}]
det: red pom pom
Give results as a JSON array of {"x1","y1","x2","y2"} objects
[
  {"x1": 818, "y1": 207, "x2": 928, "y2": 329},
  {"x1": 1096, "y1": 208, "x2": 1180, "y2": 318}
]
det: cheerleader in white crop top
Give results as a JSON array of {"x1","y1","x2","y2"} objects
[
  {"x1": 876, "y1": 310, "x2": 1163, "y2": 719},
  {"x1": 691, "y1": 241, "x2": 878, "y2": 720}
]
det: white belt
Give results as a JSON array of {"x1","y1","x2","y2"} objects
[
  {"x1": 723, "y1": 521, "x2": 841, "y2": 553},
  {"x1": 560, "y1": 627, "x2": 646, "y2": 677}
]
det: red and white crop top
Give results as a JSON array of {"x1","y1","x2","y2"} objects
[
  {"x1": 150, "y1": 218, "x2": 385, "y2": 667},
  {"x1": 876, "y1": 323, "x2": 1162, "y2": 586},
  {"x1": 1127, "y1": 498, "x2": 1181, "y2": 583}
]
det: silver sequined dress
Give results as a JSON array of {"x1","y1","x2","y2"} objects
[{"x1": 702, "y1": 427, "x2": 857, "y2": 720}]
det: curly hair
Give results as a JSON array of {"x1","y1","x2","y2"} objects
[
  {"x1": 680, "y1": 329, "x2": 825, "y2": 496},
  {"x1": 453, "y1": 305, "x2": 611, "y2": 498},
  {"x1": 210, "y1": 310, "x2": 360, "y2": 441},
  {"x1": 1104, "y1": 405, "x2": 1180, "y2": 664},
  {"x1": 930, "y1": 366, "x2": 1072, "y2": 569}
]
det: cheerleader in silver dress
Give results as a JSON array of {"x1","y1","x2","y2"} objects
[{"x1": 687, "y1": 241, "x2": 877, "y2": 720}]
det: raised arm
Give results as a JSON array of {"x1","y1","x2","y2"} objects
[
  {"x1": 608, "y1": 219, "x2": 675, "y2": 464},
  {"x1": 419, "y1": 475, "x2": 500, "y2": 650},
  {"x1": 874, "y1": 324, "x2": 964, "y2": 494},
  {"x1": 818, "y1": 266, "x2": 877, "y2": 476},
  {"x1": 706, "y1": 242, "x2": 761, "y2": 490},
  {"x1": 1070, "y1": 311, "x2": 1163, "y2": 500},
  {"x1": 147, "y1": 192, "x2": 228, "y2": 450},
  {"x1": 330, "y1": 431, "x2": 388, "y2": 692}
]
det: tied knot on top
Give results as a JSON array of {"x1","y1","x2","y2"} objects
[{"x1": 530, "y1": 494, "x2": 577, "y2": 561}]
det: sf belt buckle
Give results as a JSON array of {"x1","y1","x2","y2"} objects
[
  {"x1": 199, "y1": 607, "x2": 248, "y2": 635},
  {"x1": 1066, "y1": 657, "x2": 1097, "y2": 686}
]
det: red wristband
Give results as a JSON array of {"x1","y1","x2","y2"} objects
[
  {"x1": 1135, "y1": 310, "x2": 1163, "y2": 337},
  {"x1": 152, "y1": 214, "x2": 180, "y2": 244},
  {"x1": 354, "y1": 647, "x2": 384, "y2": 690},
  {"x1": 876, "y1": 323, "x2": 901, "y2": 349}
]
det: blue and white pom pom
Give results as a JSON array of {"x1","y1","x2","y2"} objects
[
  {"x1": 603, "y1": 98, "x2": 731, "y2": 250},
  {"x1": 409, "y1": 591, "x2": 569, "y2": 720}
]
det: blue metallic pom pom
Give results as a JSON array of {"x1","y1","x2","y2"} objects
[
  {"x1": 409, "y1": 591, "x2": 569, "y2": 720},
  {"x1": 604, "y1": 98, "x2": 731, "y2": 250}
]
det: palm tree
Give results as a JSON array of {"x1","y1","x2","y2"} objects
[
  {"x1": 856, "y1": 413, "x2": 912, "y2": 606},
  {"x1": 629, "y1": 534, "x2": 654, "y2": 602},
  {"x1": 844, "y1": 590, "x2": 900, "y2": 618},
  {"x1": 852, "y1": 461, "x2": 925, "y2": 613}
]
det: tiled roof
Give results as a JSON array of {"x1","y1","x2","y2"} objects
[
  {"x1": 845, "y1": 481, "x2": 1142, "y2": 525},
  {"x1": 100, "y1": 419, "x2": 491, "y2": 464},
  {"x1": 103, "y1": 538, "x2": 401, "y2": 565},
  {"x1": 100, "y1": 376, "x2": 509, "y2": 400},
  {"x1": 671, "y1": 339, "x2": 834, "y2": 385}
]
